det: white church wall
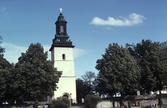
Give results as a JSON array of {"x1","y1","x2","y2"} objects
[
  {"x1": 53, "y1": 77, "x2": 77, "y2": 103},
  {"x1": 54, "y1": 60, "x2": 75, "y2": 76},
  {"x1": 53, "y1": 47, "x2": 75, "y2": 76},
  {"x1": 53, "y1": 47, "x2": 74, "y2": 60},
  {"x1": 52, "y1": 47, "x2": 77, "y2": 103}
]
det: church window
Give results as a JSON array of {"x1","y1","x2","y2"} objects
[{"x1": 62, "y1": 54, "x2": 66, "y2": 60}]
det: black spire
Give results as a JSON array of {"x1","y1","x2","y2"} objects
[{"x1": 50, "y1": 8, "x2": 74, "y2": 51}]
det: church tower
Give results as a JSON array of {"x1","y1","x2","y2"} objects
[{"x1": 49, "y1": 8, "x2": 77, "y2": 103}]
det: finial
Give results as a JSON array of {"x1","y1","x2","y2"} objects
[{"x1": 60, "y1": 8, "x2": 63, "y2": 13}]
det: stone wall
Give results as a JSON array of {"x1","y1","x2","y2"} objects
[{"x1": 96, "y1": 95, "x2": 167, "y2": 108}]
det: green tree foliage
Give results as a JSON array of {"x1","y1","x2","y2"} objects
[
  {"x1": 0, "y1": 36, "x2": 6, "y2": 98},
  {"x1": 81, "y1": 71, "x2": 96, "y2": 93},
  {"x1": 14, "y1": 43, "x2": 62, "y2": 101},
  {"x1": 0, "y1": 56, "x2": 12, "y2": 98},
  {"x1": 1, "y1": 64, "x2": 16, "y2": 105},
  {"x1": 126, "y1": 40, "x2": 167, "y2": 95},
  {"x1": 81, "y1": 71, "x2": 96, "y2": 85},
  {"x1": 127, "y1": 40, "x2": 156, "y2": 93},
  {"x1": 85, "y1": 94, "x2": 101, "y2": 108},
  {"x1": 160, "y1": 46, "x2": 167, "y2": 86},
  {"x1": 0, "y1": 37, "x2": 13, "y2": 104},
  {"x1": 52, "y1": 97, "x2": 70, "y2": 108},
  {"x1": 76, "y1": 71, "x2": 96, "y2": 103},
  {"x1": 76, "y1": 78, "x2": 91, "y2": 103},
  {"x1": 96, "y1": 43, "x2": 140, "y2": 97},
  {"x1": 126, "y1": 40, "x2": 167, "y2": 107},
  {"x1": 0, "y1": 36, "x2": 5, "y2": 55}
]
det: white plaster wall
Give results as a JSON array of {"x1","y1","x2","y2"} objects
[
  {"x1": 54, "y1": 60, "x2": 75, "y2": 76},
  {"x1": 53, "y1": 77, "x2": 77, "y2": 103},
  {"x1": 53, "y1": 47, "x2": 75, "y2": 76},
  {"x1": 53, "y1": 47, "x2": 74, "y2": 60},
  {"x1": 97, "y1": 101, "x2": 117, "y2": 108},
  {"x1": 51, "y1": 47, "x2": 77, "y2": 103}
]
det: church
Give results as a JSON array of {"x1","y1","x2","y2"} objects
[{"x1": 49, "y1": 8, "x2": 77, "y2": 103}]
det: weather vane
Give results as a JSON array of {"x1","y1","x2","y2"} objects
[{"x1": 60, "y1": 8, "x2": 63, "y2": 13}]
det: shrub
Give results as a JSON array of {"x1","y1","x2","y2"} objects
[
  {"x1": 52, "y1": 97, "x2": 70, "y2": 108},
  {"x1": 33, "y1": 101, "x2": 39, "y2": 108},
  {"x1": 85, "y1": 94, "x2": 101, "y2": 108}
]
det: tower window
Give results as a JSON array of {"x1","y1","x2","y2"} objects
[
  {"x1": 62, "y1": 54, "x2": 66, "y2": 60},
  {"x1": 60, "y1": 26, "x2": 64, "y2": 33}
]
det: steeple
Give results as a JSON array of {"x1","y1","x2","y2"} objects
[
  {"x1": 49, "y1": 8, "x2": 77, "y2": 103},
  {"x1": 50, "y1": 8, "x2": 74, "y2": 51}
]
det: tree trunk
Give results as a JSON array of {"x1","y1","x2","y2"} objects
[
  {"x1": 34, "y1": 100, "x2": 39, "y2": 108},
  {"x1": 158, "y1": 89, "x2": 162, "y2": 108},
  {"x1": 113, "y1": 96, "x2": 115, "y2": 108},
  {"x1": 120, "y1": 94, "x2": 124, "y2": 107},
  {"x1": 113, "y1": 100, "x2": 115, "y2": 108}
]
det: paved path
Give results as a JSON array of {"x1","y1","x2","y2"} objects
[
  {"x1": 71, "y1": 105, "x2": 84, "y2": 108},
  {"x1": 71, "y1": 106, "x2": 82, "y2": 108}
]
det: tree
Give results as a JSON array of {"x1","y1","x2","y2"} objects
[
  {"x1": 126, "y1": 40, "x2": 167, "y2": 108},
  {"x1": 127, "y1": 40, "x2": 167, "y2": 92},
  {"x1": 0, "y1": 37, "x2": 6, "y2": 98},
  {"x1": 127, "y1": 40, "x2": 155, "y2": 92},
  {"x1": 96, "y1": 43, "x2": 140, "y2": 106},
  {"x1": 2, "y1": 63, "x2": 16, "y2": 104},
  {"x1": 126, "y1": 40, "x2": 157, "y2": 93},
  {"x1": 160, "y1": 46, "x2": 167, "y2": 86},
  {"x1": 0, "y1": 36, "x2": 5, "y2": 55},
  {"x1": 76, "y1": 71, "x2": 97, "y2": 103},
  {"x1": 0, "y1": 56, "x2": 12, "y2": 99},
  {"x1": 81, "y1": 71, "x2": 96, "y2": 85},
  {"x1": 81, "y1": 71, "x2": 96, "y2": 93},
  {"x1": 76, "y1": 78, "x2": 91, "y2": 103},
  {"x1": 85, "y1": 94, "x2": 101, "y2": 108},
  {"x1": 14, "y1": 43, "x2": 62, "y2": 102},
  {"x1": 0, "y1": 36, "x2": 13, "y2": 104},
  {"x1": 52, "y1": 97, "x2": 70, "y2": 108}
]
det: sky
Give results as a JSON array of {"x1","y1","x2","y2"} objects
[{"x1": 0, "y1": 0, "x2": 167, "y2": 78}]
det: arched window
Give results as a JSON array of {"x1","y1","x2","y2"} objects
[{"x1": 62, "y1": 54, "x2": 66, "y2": 60}]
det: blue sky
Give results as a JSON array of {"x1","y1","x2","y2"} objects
[{"x1": 0, "y1": 0, "x2": 167, "y2": 78}]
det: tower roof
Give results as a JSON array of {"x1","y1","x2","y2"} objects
[
  {"x1": 56, "y1": 8, "x2": 67, "y2": 22},
  {"x1": 50, "y1": 8, "x2": 75, "y2": 51}
]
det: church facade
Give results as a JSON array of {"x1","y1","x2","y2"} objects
[{"x1": 49, "y1": 9, "x2": 77, "y2": 103}]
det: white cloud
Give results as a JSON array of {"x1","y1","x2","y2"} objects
[
  {"x1": 90, "y1": 13, "x2": 146, "y2": 26},
  {"x1": 75, "y1": 70, "x2": 85, "y2": 78},
  {"x1": 1, "y1": 42, "x2": 27, "y2": 63},
  {"x1": 1, "y1": 42, "x2": 88, "y2": 63},
  {"x1": 74, "y1": 48, "x2": 89, "y2": 59},
  {"x1": 0, "y1": 7, "x2": 8, "y2": 17},
  {"x1": 0, "y1": 7, "x2": 6, "y2": 12}
]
